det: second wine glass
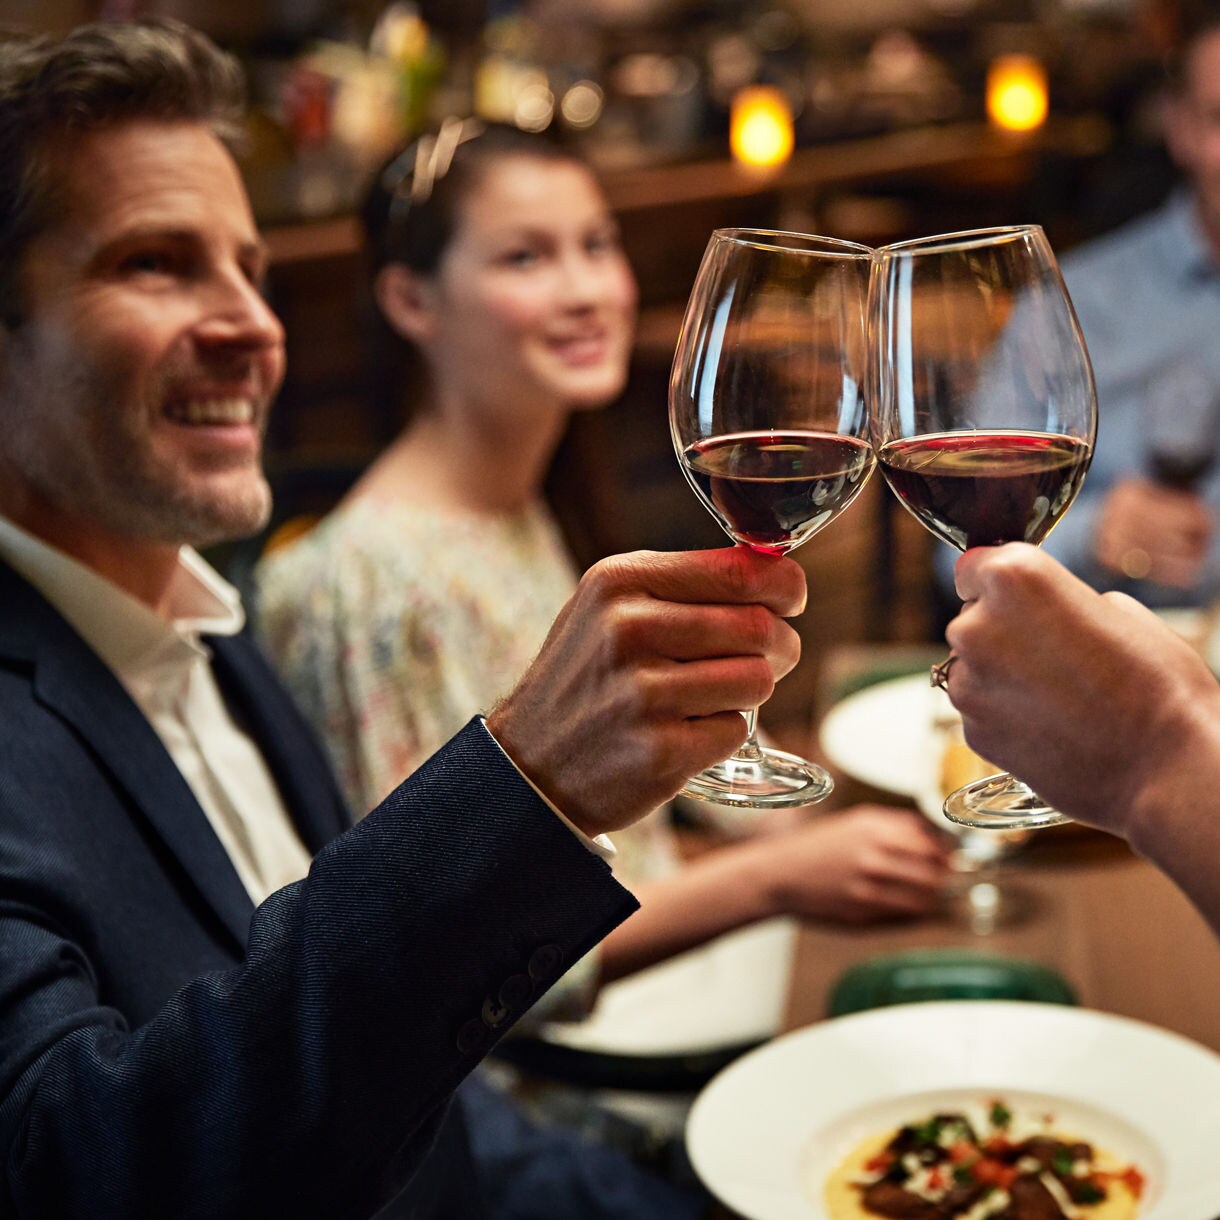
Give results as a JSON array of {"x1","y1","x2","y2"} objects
[
  {"x1": 670, "y1": 228, "x2": 875, "y2": 808},
  {"x1": 871, "y1": 225, "x2": 1097, "y2": 831}
]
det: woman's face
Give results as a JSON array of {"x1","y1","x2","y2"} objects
[{"x1": 422, "y1": 154, "x2": 638, "y2": 420}]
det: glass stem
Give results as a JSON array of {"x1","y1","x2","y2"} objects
[{"x1": 733, "y1": 707, "x2": 765, "y2": 762}]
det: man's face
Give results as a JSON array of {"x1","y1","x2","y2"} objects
[
  {"x1": 0, "y1": 120, "x2": 285, "y2": 551},
  {"x1": 1167, "y1": 29, "x2": 1220, "y2": 246}
]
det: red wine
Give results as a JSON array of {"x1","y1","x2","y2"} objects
[
  {"x1": 878, "y1": 431, "x2": 1091, "y2": 551},
  {"x1": 682, "y1": 431, "x2": 875, "y2": 554}
]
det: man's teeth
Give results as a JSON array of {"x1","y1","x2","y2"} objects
[{"x1": 167, "y1": 399, "x2": 254, "y2": 425}]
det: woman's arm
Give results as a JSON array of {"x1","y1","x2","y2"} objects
[{"x1": 597, "y1": 806, "x2": 950, "y2": 983}]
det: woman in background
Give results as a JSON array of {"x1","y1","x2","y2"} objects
[{"x1": 255, "y1": 119, "x2": 948, "y2": 1007}]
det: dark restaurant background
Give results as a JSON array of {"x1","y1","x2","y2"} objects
[{"x1": 0, "y1": 0, "x2": 1182, "y2": 728}]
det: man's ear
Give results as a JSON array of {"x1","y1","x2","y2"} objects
[{"x1": 374, "y1": 263, "x2": 438, "y2": 346}]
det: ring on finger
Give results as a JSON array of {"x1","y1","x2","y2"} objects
[{"x1": 930, "y1": 655, "x2": 958, "y2": 691}]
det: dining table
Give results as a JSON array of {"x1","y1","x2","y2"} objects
[{"x1": 778, "y1": 645, "x2": 1220, "y2": 1053}]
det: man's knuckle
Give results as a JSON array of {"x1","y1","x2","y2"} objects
[{"x1": 714, "y1": 547, "x2": 754, "y2": 599}]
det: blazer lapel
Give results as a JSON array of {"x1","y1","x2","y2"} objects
[
  {"x1": 0, "y1": 563, "x2": 255, "y2": 950},
  {"x1": 208, "y1": 633, "x2": 352, "y2": 854}
]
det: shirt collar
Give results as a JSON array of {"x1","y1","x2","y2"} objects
[
  {"x1": 1156, "y1": 188, "x2": 1220, "y2": 284},
  {"x1": 0, "y1": 515, "x2": 244, "y2": 678}
]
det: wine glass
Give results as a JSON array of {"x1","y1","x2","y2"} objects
[
  {"x1": 669, "y1": 228, "x2": 875, "y2": 808},
  {"x1": 920, "y1": 687, "x2": 1031, "y2": 934},
  {"x1": 871, "y1": 225, "x2": 1097, "y2": 831},
  {"x1": 1146, "y1": 357, "x2": 1220, "y2": 490}
]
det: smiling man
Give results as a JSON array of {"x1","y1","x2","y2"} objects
[
  {"x1": 0, "y1": 118, "x2": 281, "y2": 601},
  {"x1": 0, "y1": 18, "x2": 806, "y2": 1219}
]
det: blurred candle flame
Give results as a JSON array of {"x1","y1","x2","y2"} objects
[
  {"x1": 730, "y1": 86, "x2": 794, "y2": 169},
  {"x1": 986, "y1": 54, "x2": 1048, "y2": 132}
]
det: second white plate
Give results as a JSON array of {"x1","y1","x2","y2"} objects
[{"x1": 819, "y1": 673, "x2": 946, "y2": 797}]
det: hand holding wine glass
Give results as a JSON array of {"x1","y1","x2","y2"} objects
[
  {"x1": 669, "y1": 229, "x2": 875, "y2": 808},
  {"x1": 871, "y1": 225, "x2": 1097, "y2": 831}
]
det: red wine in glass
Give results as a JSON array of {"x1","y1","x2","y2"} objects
[
  {"x1": 872, "y1": 224, "x2": 1097, "y2": 832},
  {"x1": 682, "y1": 431, "x2": 875, "y2": 555},
  {"x1": 878, "y1": 430, "x2": 1092, "y2": 551},
  {"x1": 669, "y1": 228, "x2": 874, "y2": 809}
]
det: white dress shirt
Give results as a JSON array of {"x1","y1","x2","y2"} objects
[
  {"x1": 0, "y1": 518, "x2": 311, "y2": 905},
  {"x1": 0, "y1": 517, "x2": 610, "y2": 908}
]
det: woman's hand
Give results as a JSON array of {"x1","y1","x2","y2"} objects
[{"x1": 762, "y1": 806, "x2": 951, "y2": 923}]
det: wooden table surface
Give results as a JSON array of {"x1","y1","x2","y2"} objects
[
  {"x1": 780, "y1": 645, "x2": 1220, "y2": 1052},
  {"x1": 782, "y1": 829, "x2": 1220, "y2": 1052}
]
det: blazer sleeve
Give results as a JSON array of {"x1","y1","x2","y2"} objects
[{"x1": 0, "y1": 718, "x2": 638, "y2": 1220}]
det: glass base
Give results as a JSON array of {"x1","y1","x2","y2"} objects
[
  {"x1": 943, "y1": 772, "x2": 1072, "y2": 831},
  {"x1": 943, "y1": 877, "x2": 1035, "y2": 935},
  {"x1": 680, "y1": 747, "x2": 833, "y2": 809}
]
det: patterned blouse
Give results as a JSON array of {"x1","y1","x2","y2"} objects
[{"x1": 254, "y1": 494, "x2": 677, "y2": 1019}]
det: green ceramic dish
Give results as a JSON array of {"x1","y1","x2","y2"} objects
[{"x1": 828, "y1": 949, "x2": 1076, "y2": 1016}]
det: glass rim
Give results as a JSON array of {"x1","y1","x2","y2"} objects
[
  {"x1": 877, "y1": 224, "x2": 1046, "y2": 257},
  {"x1": 710, "y1": 227, "x2": 873, "y2": 260}
]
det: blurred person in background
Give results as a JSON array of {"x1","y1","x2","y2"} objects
[
  {"x1": 0, "y1": 18, "x2": 817, "y2": 1218},
  {"x1": 1039, "y1": 0, "x2": 1220, "y2": 608},
  {"x1": 254, "y1": 121, "x2": 949, "y2": 1063}
]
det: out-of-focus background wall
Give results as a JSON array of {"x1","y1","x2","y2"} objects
[{"x1": 0, "y1": 0, "x2": 1181, "y2": 728}]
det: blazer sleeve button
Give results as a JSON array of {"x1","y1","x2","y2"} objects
[
  {"x1": 481, "y1": 995, "x2": 511, "y2": 1028},
  {"x1": 527, "y1": 944, "x2": 564, "y2": 982},
  {"x1": 499, "y1": 973, "x2": 532, "y2": 1009}
]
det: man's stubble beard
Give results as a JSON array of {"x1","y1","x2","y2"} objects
[{"x1": 3, "y1": 400, "x2": 274, "y2": 550}]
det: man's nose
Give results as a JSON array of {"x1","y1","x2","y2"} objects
[{"x1": 198, "y1": 270, "x2": 285, "y2": 350}]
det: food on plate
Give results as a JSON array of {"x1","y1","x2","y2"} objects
[
  {"x1": 939, "y1": 739, "x2": 1000, "y2": 796},
  {"x1": 823, "y1": 1099, "x2": 1144, "y2": 1219}
]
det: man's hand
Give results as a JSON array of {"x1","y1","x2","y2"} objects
[
  {"x1": 486, "y1": 548, "x2": 805, "y2": 837},
  {"x1": 945, "y1": 543, "x2": 1220, "y2": 841},
  {"x1": 1094, "y1": 477, "x2": 1212, "y2": 588}
]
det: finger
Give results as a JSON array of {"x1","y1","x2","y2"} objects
[
  {"x1": 866, "y1": 851, "x2": 951, "y2": 891},
  {"x1": 635, "y1": 656, "x2": 782, "y2": 719},
  {"x1": 589, "y1": 548, "x2": 807, "y2": 617},
  {"x1": 653, "y1": 713, "x2": 752, "y2": 793},
  {"x1": 848, "y1": 876, "x2": 942, "y2": 918},
  {"x1": 1150, "y1": 557, "x2": 1205, "y2": 589},
  {"x1": 610, "y1": 599, "x2": 801, "y2": 666},
  {"x1": 952, "y1": 545, "x2": 996, "y2": 603},
  {"x1": 887, "y1": 824, "x2": 954, "y2": 865}
]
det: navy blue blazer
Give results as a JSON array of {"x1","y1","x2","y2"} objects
[{"x1": 0, "y1": 559, "x2": 636, "y2": 1218}]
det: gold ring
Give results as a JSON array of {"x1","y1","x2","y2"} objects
[
  {"x1": 1119, "y1": 547, "x2": 1152, "y2": 580},
  {"x1": 930, "y1": 655, "x2": 957, "y2": 691}
]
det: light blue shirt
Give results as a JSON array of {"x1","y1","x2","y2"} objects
[
  {"x1": 930, "y1": 191, "x2": 1220, "y2": 605},
  {"x1": 1044, "y1": 189, "x2": 1220, "y2": 606}
]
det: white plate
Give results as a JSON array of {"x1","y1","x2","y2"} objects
[
  {"x1": 686, "y1": 1000, "x2": 1220, "y2": 1220},
  {"x1": 819, "y1": 673, "x2": 947, "y2": 798},
  {"x1": 541, "y1": 917, "x2": 795, "y2": 1057}
]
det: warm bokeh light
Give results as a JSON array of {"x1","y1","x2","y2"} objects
[
  {"x1": 730, "y1": 86, "x2": 795, "y2": 169},
  {"x1": 986, "y1": 54, "x2": 1049, "y2": 132}
]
